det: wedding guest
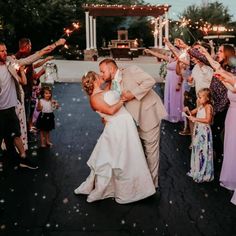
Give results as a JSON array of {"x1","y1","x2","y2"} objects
[
  {"x1": 215, "y1": 69, "x2": 236, "y2": 90},
  {"x1": 198, "y1": 44, "x2": 235, "y2": 161},
  {"x1": 144, "y1": 48, "x2": 183, "y2": 123},
  {"x1": 0, "y1": 38, "x2": 65, "y2": 169},
  {"x1": 15, "y1": 38, "x2": 53, "y2": 133},
  {"x1": 1, "y1": 65, "x2": 28, "y2": 154},
  {"x1": 185, "y1": 88, "x2": 214, "y2": 183},
  {"x1": 214, "y1": 68, "x2": 236, "y2": 205},
  {"x1": 36, "y1": 86, "x2": 59, "y2": 147},
  {"x1": 188, "y1": 43, "x2": 213, "y2": 95},
  {"x1": 162, "y1": 37, "x2": 193, "y2": 135},
  {"x1": 15, "y1": 66, "x2": 28, "y2": 150},
  {"x1": 186, "y1": 43, "x2": 214, "y2": 147}
]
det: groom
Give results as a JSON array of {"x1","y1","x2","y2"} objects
[{"x1": 99, "y1": 59, "x2": 167, "y2": 188}]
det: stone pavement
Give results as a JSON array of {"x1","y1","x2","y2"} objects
[{"x1": 0, "y1": 83, "x2": 236, "y2": 236}]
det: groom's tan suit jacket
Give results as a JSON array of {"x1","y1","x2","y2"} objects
[{"x1": 120, "y1": 65, "x2": 167, "y2": 132}]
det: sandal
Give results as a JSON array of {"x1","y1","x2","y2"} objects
[{"x1": 46, "y1": 142, "x2": 53, "y2": 147}]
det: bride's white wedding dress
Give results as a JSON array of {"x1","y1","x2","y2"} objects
[{"x1": 74, "y1": 90, "x2": 156, "y2": 204}]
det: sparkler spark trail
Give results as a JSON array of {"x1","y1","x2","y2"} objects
[
  {"x1": 60, "y1": 22, "x2": 80, "y2": 48},
  {"x1": 179, "y1": 17, "x2": 196, "y2": 41},
  {"x1": 180, "y1": 17, "x2": 189, "y2": 28},
  {"x1": 61, "y1": 22, "x2": 80, "y2": 38}
]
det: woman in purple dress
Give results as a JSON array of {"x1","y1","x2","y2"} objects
[
  {"x1": 215, "y1": 68, "x2": 236, "y2": 205},
  {"x1": 144, "y1": 49, "x2": 183, "y2": 122}
]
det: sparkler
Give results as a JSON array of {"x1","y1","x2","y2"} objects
[
  {"x1": 179, "y1": 17, "x2": 189, "y2": 28},
  {"x1": 179, "y1": 17, "x2": 196, "y2": 41},
  {"x1": 61, "y1": 22, "x2": 80, "y2": 48}
]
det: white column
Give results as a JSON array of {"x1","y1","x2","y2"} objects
[
  {"x1": 159, "y1": 15, "x2": 163, "y2": 48},
  {"x1": 154, "y1": 18, "x2": 158, "y2": 48},
  {"x1": 85, "y1": 11, "x2": 90, "y2": 50},
  {"x1": 89, "y1": 15, "x2": 94, "y2": 49},
  {"x1": 164, "y1": 12, "x2": 169, "y2": 49},
  {"x1": 93, "y1": 17, "x2": 97, "y2": 49}
]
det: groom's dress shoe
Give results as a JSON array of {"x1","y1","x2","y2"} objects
[{"x1": 74, "y1": 187, "x2": 80, "y2": 195}]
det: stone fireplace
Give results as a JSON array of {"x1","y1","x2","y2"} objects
[{"x1": 110, "y1": 29, "x2": 137, "y2": 48}]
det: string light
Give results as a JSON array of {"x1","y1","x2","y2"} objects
[
  {"x1": 82, "y1": 4, "x2": 234, "y2": 41},
  {"x1": 83, "y1": 4, "x2": 170, "y2": 12}
]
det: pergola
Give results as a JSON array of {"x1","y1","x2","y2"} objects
[{"x1": 83, "y1": 4, "x2": 171, "y2": 50}]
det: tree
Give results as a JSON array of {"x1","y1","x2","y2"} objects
[
  {"x1": 182, "y1": 1, "x2": 231, "y2": 24},
  {"x1": 128, "y1": 17, "x2": 153, "y2": 47},
  {"x1": 170, "y1": 1, "x2": 236, "y2": 45},
  {"x1": 0, "y1": 0, "x2": 85, "y2": 51},
  {"x1": 0, "y1": 0, "x2": 145, "y2": 51}
]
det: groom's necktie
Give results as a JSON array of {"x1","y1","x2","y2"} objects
[{"x1": 111, "y1": 80, "x2": 121, "y2": 95}]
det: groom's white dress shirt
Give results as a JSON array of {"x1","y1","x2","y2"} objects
[{"x1": 111, "y1": 70, "x2": 122, "y2": 95}]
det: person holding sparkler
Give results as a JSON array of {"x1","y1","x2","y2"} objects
[{"x1": 0, "y1": 38, "x2": 65, "y2": 169}]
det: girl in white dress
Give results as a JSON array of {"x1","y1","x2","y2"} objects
[
  {"x1": 185, "y1": 88, "x2": 214, "y2": 183},
  {"x1": 36, "y1": 87, "x2": 59, "y2": 147},
  {"x1": 74, "y1": 71, "x2": 156, "y2": 204}
]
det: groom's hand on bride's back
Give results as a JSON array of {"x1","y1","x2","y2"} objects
[
  {"x1": 120, "y1": 96, "x2": 128, "y2": 102},
  {"x1": 121, "y1": 90, "x2": 134, "y2": 101}
]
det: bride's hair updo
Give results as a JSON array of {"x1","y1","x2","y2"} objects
[{"x1": 81, "y1": 71, "x2": 97, "y2": 96}]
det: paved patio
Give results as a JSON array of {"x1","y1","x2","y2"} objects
[
  {"x1": 0, "y1": 83, "x2": 236, "y2": 236},
  {"x1": 51, "y1": 56, "x2": 162, "y2": 83}
]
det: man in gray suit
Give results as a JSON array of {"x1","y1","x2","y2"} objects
[
  {"x1": 99, "y1": 59, "x2": 167, "y2": 188},
  {"x1": 0, "y1": 38, "x2": 65, "y2": 169}
]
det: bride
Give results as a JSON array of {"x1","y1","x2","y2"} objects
[{"x1": 74, "y1": 71, "x2": 156, "y2": 204}]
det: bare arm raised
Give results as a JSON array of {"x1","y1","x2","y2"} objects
[
  {"x1": 144, "y1": 48, "x2": 169, "y2": 61},
  {"x1": 17, "y1": 38, "x2": 66, "y2": 67},
  {"x1": 214, "y1": 68, "x2": 236, "y2": 93},
  {"x1": 196, "y1": 45, "x2": 221, "y2": 70}
]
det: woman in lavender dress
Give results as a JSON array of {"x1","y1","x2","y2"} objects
[
  {"x1": 215, "y1": 68, "x2": 236, "y2": 205},
  {"x1": 144, "y1": 49, "x2": 183, "y2": 122},
  {"x1": 164, "y1": 58, "x2": 184, "y2": 122}
]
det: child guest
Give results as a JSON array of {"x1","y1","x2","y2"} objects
[
  {"x1": 185, "y1": 88, "x2": 214, "y2": 183},
  {"x1": 36, "y1": 87, "x2": 59, "y2": 147}
]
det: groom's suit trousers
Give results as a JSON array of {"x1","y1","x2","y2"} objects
[{"x1": 138, "y1": 123, "x2": 161, "y2": 188}]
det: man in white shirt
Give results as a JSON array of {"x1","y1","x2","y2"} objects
[
  {"x1": 189, "y1": 60, "x2": 213, "y2": 95},
  {"x1": 0, "y1": 39, "x2": 65, "y2": 169}
]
